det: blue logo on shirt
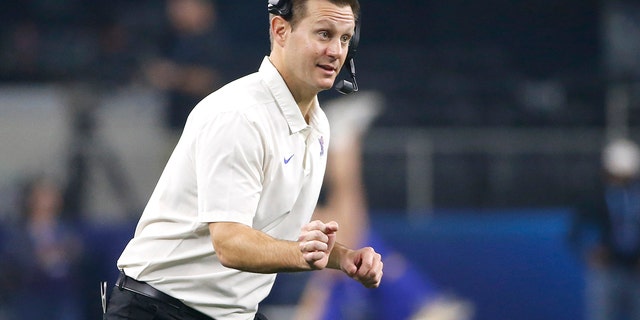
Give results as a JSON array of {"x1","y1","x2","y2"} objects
[{"x1": 284, "y1": 154, "x2": 294, "y2": 164}]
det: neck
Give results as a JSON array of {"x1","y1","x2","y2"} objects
[
  {"x1": 295, "y1": 95, "x2": 316, "y2": 123},
  {"x1": 268, "y1": 56, "x2": 317, "y2": 122}
]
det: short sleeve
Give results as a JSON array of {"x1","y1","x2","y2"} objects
[{"x1": 194, "y1": 111, "x2": 264, "y2": 226}]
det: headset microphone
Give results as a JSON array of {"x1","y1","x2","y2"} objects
[
  {"x1": 335, "y1": 58, "x2": 358, "y2": 94},
  {"x1": 336, "y1": 13, "x2": 360, "y2": 95}
]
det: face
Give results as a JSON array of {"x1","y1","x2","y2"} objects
[
  {"x1": 167, "y1": 0, "x2": 214, "y2": 33},
  {"x1": 281, "y1": 0, "x2": 356, "y2": 96}
]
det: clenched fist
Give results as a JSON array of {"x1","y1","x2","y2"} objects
[
  {"x1": 340, "y1": 246, "x2": 383, "y2": 288},
  {"x1": 298, "y1": 220, "x2": 339, "y2": 270}
]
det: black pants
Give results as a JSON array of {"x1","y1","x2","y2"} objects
[{"x1": 104, "y1": 287, "x2": 269, "y2": 320}]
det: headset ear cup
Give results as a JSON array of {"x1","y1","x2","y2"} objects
[{"x1": 268, "y1": 0, "x2": 292, "y2": 19}]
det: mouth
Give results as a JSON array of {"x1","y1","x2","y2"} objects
[{"x1": 317, "y1": 63, "x2": 337, "y2": 74}]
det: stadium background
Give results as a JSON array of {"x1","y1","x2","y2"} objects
[{"x1": 1, "y1": 0, "x2": 638, "y2": 319}]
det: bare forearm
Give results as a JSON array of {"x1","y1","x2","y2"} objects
[
  {"x1": 327, "y1": 242, "x2": 350, "y2": 271},
  {"x1": 327, "y1": 242, "x2": 384, "y2": 288},
  {"x1": 209, "y1": 222, "x2": 311, "y2": 273}
]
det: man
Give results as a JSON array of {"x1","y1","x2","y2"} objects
[
  {"x1": 295, "y1": 92, "x2": 474, "y2": 320},
  {"x1": 143, "y1": 0, "x2": 231, "y2": 136},
  {"x1": 570, "y1": 138, "x2": 640, "y2": 320},
  {"x1": 104, "y1": 0, "x2": 383, "y2": 319}
]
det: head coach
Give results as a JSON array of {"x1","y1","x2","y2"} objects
[{"x1": 103, "y1": 0, "x2": 383, "y2": 319}]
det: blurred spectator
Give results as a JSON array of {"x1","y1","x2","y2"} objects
[
  {"x1": 143, "y1": 0, "x2": 231, "y2": 136},
  {"x1": 91, "y1": 20, "x2": 139, "y2": 87},
  {"x1": 570, "y1": 138, "x2": 640, "y2": 320},
  {"x1": 295, "y1": 92, "x2": 474, "y2": 320},
  {"x1": 1, "y1": 20, "x2": 43, "y2": 82},
  {"x1": 0, "y1": 175, "x2": 85, "y2": 320}
]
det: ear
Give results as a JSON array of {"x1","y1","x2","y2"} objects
[{"x1": 270, "y1": 15, "x2": 289, "y2": 47}]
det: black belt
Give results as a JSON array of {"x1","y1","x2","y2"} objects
[
  {"x1": 115, "y1": 270, "x2": 266, "y2": 320},
  {"x1": 116, "y1": 270, "x2": 185, "y2": 310}
]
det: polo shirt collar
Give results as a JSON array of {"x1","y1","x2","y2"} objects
[{"x1": 260, "y1": 57, "x2": 318, "y2": 134}]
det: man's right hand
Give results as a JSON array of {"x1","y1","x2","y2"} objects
[{"x1": 298, "y1": 220, "x2": 339, "y2": 269}]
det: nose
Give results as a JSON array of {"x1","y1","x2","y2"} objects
[{"x1": 326, "y1": 38, "x2": 344, "y2": 59}]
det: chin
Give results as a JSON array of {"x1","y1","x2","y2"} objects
[{"x1": 317, "y1": 80, "x2": 336, "y2": 91}]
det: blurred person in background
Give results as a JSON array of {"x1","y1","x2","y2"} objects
[
  {"x1": 0, "y1": 175, "x2": 85, "y2": 320},
  {"x1": 296, "y1": 92, "x2": 474, "y2": 320},
  {"x1": 570, "y1": 138, "x2": 640, "y2": 320},
  {"x1": 143, "y1": 0, "x2": 231, "y2": 139}
]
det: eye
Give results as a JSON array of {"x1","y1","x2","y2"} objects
[
  {"x1": 318, "y1": 31, "x2": 330, "y2": 39},
  {"x1": 340, "y1": 35, "x2": 351, "y2": 44}
]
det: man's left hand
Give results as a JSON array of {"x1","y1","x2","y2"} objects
[{"x1": 341, "y1": 247, "x2": 383, "y2": 288}]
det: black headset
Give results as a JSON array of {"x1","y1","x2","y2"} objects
[{"x1": 268, "y1": 0, "x2": 360, "y2": 94}]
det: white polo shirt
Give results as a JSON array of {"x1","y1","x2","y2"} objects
[{"x1": 117, "y1": 57, "x2": 329, "y2": 320}]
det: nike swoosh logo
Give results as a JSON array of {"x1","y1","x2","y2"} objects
[{"x1": 284, "y1": 154, "x2": 294, "y2": 164}]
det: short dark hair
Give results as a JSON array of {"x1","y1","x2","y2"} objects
[{"x1": 288, "y1": 0, "x2": 360, "y2": 29}]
